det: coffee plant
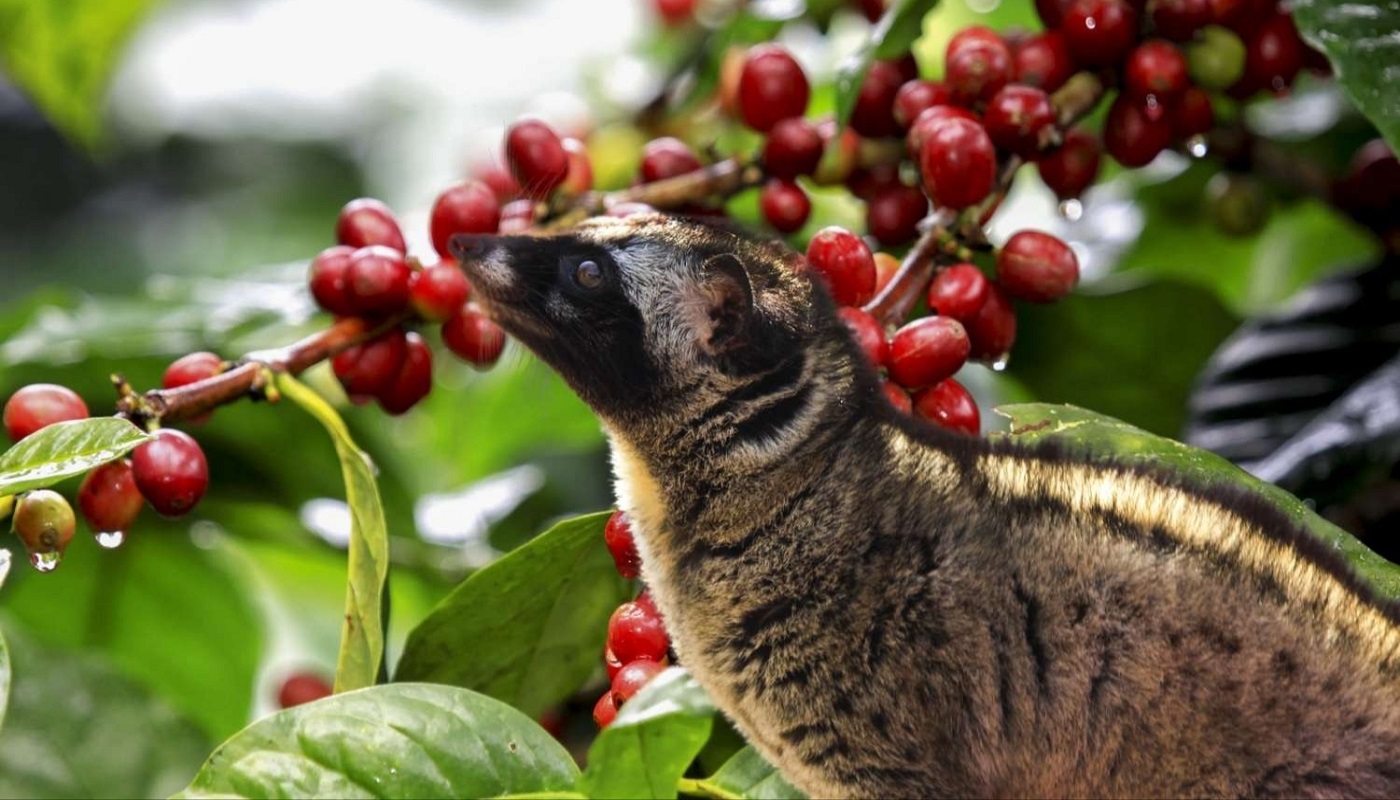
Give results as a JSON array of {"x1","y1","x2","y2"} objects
[{"x1": 0, "y1": 0, "x2": 1397, "y2": 797}]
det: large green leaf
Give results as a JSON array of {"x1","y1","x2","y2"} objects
[
  {"x1": 0, "y1": 623, "x2": 212, "y2": 799},
  {"x1": 994, "y1": 403, "x2": 1400, "y2": 600},
  {"x1": 1010, "y1": 279, "x2": 1240, "y2": 437},
  {"x1": 176, "y1": 683, "x2": 579, "y2": 800},
  {"x1": 0, "y1": 417, "x2": 149, "y2": 496},
  {"x1": 394, "y1": 512, "x2": 630, "y2": 718},
  {"x1": 1290, "y1": 0, "x2": 1400, "y2": 153},
  {"x1": 578, "y1": 667, "x2": 716, "y2": 800},
  {"x1": 277, "y1": 374, "x2": 388, "y2": 694},
  {"x1": 834, "y1": 0, "x2": 939, "y2": 126},
  {"x1": 680, "y1": 747, "x2": 805, "y2": 800}
]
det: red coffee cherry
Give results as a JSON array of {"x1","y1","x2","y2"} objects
[
  {"x1": 1037, "y1": 128, "x2": 1102, "y2": 200},
  {"x1": 4, "y1": 384, "x2": 89, "y2": 442},
  {"x1": 429, "y1": 181, "x2": 500, "y2": 260},
  {"x1": 471, "y1": 161, "x2": 520, "y2": 203},
  {"x1": 919, "y1": 117, "x2": 997, "y2": 211},
  {"x1": 805, "y1": 227, "x2": 877, "y2": 307},
  {"x1": 759, "y1": 180, "x2": 812, "y2": 234},
  {"x1": 377, "y1": 333, "x2": 434, "y2": 416},
  {"x1": 738, "y1": 44, "x2": 810, "y2": 133},
  {"x1": 845, "y1": 162, "x2": 902, "y2": 203},
  {"x1": 1333, "y1": 139, "x2": 1400, "y2": 234},
  {"x1": 913, "y1": 378, "x2": 980, "y2": 435},
  {"x1": 78, "y1": 458, "x2": 144, "y2": 534},
  {"x1": 893, "y1": 80, "x2": 953, "y2": 130},
  {"x1": 882, "y1": 381, "x2": 913, "y2": 414},
  {"x1": 505, "y1": 119, "x2": 570, "y2": 199},
  {"x1": 332, "y1": 330, "x2": 409, "y2": 398},
  {"x1": 1104, "y1": 94, "x2": 1172, "y2": 168},
  {"x1": 1125, "y1": 40, "x2": 1190, "y2": 99},
  {"x1": 308, "y1": 246, "x2": 358, "y2": 316},
  {"x1": 837, "y1": 307, "x2": 890, "y2": 368},
  {"x1": 1239, "y1": 12, "x2": 1304, "y2": 95},
  {"x1": 560, "y1": 137, "x2": 594, "y2": 194},
  {"x1": 866, "y1": 184, "x2": 927, "y2": 247},
  {"x1": 163, "y1": 351, "x2": 223, "y2": 425},
  {"x1": 410, "y1": 263, "x2": 472, "y2": 323},
  {"x1": 1012, "y1": 32, "x2": 1075, "y2": 92},
  {"x1": 640, "y1": 137, "x2": 703, "y2": 183},
  {"x1": 607, "y1": 600, "x2": 670, "y2": 664},
  {"x1": 1035, "y1": 0, "x2": 1071, "y2": 27},
  {"x1": 888, "y1": 316, "x2": 971, "y2": 390},
  {"x1": 593, "y1": 691, "x2": 619, "y2": 729},
  {"x1": 335, "y1": 198, "x2": 406, "y2": 254},
  {"x1": 906, "y1": 105, "x2": 979, "y2": 159},
  {"x1": 1152, "y1": 0, "x2": 1213, "y2": 41},
  {"x1": 983, "y1": 85, "x2": 1056, "y2": 159},
  {"x1": 131, "y1": 429, "x2": 210, "y2": 518},
  {"x1": 605, "y1": 510, "x2": 642, "y2": 579},
  {"x1": 965, "y1": 283, "x2": 1018, "y2": 362},
  {"x1": 442, "y1": 306, "x2": 507, "y2": 368},
  {"x1": 345, "y1": 245, "x2": 413, "y2": 316},
  {"x1": 926, "y1": 264, "x2": 990, "y2": 322},
  {"x1": 997, "y1": 230, "x2": 1080, "y2": 303},
  {"x1": 604, "y1": 646, "x2": 624, "y2": 681},
  {"x1": 1062, "y1": 0, "x2": 1139, "y2": 67},
  {"x1": 850, "y1": 59, "x2": 905, "y2": 138},
  {"x1": 277, "y1": 672, "x2": 333, "y2": 709},
  {"x1": 612, "y1": 659, "x2": 666, "y2": 704},
  {"x1": 654, "y1": 0, "x2": 699, "y2": 25},
  {"x1": 763, "y1": 118, "x2": 824, "y2": 180},
  {"x1": 872, "y1": 252, "x2": 901, "y2": 295},
  {"x1": 945, "y1": 27, "x2": 1013, "y2": 105},
  {"x1": 1170, "y1": 87, "x2": 1216, "y2": 140}
]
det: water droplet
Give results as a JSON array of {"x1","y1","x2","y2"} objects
[
  {"x1": 96, "y1": 530, "x2": 126, "y2": 549},
  {"x1": 991, "y1": 355, "x2": 1011, "y2": 372},
  {"x1": 29, "y1": 550, "x2": 62, "y2": 573},
  {"x1": 1057, "y1": 198, "x2": 1084, "y2": 221},
  {"x1": 0, "y1": 549, "x2": 12, "y2": 588},
  {"x1": 1186, "y1": 136, "x2": 1208, "y2": 157}
]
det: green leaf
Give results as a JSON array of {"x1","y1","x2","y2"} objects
[
  {"x1": 0, "y1": 417, "x2": 149, "y2": 497},
  {"x1": 1290, "y1": 0, "x2": 1400, "y2": 153},
  {"x1": 681, "y1": 747, "x2": 805, "y2": 800},
  {"x1": 994, "y1": 403, "x2": 1400, "y2": 600},
  {"x1": 394, "y1": 512, "x2": 631, "y2": 718},
  {"x1": 834, "y1": 0, "x2": 939, "y2": 125},
  {"x1": 579, "y1": 668, "x2": 716, "y2": 800},
  {"x1": 0, "y1": 623, "x2": 212, "y2": 799},
  {"x1": 277, "y1": 373, "x2": 388, "y2": 694},
  {"x1": 175, "y1": 683, "x2": 579, "y2": 800},
  {"x1": 0, "y1": 0, "x2": 162, "y2": 149},
  {"x1": 1010, "y1": 279, "x2": 1240, "y2": 437}
]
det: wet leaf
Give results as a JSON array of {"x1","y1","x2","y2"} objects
[
  {"x1": 1290, "y1": 0, "x2": 1400, "y2": 153},
  {"x1": 0, "y1": 417, "x2": 148, "y2": 497}
]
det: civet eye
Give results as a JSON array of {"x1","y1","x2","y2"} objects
[{"x1": 575, "y1": 259, "x2": 604, "y2": 289}]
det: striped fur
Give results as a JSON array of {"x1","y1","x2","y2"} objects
[{"x1": 454, "y1": 216, "x2": 1400, "y2": 799}]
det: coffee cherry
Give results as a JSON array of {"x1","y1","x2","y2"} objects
[
  {"x1": 888, "y1": 316, "x2": 971, "y2": 390},
  {"x1": 891, "y1": 81, "x2": 948, "y2": 130},
  {"x1": 498, "y1": 199, "x2": 536, "y2": 234},
  {"x1": 654, "y1": 0, "x2": 698, "y2": 26},
  {"x1": 1062, "y1": 0, "x2": 1139, "y2": 67},
  {"x1": 873, "y1": 251, "x2": 901, "y2": 295},
  {"x1": 605, "y1": 510, "x2": 642, "y2": 579},
  {"x1": 1035, "y1": 0, "x2": 1071, "y2": 27},
  {"x1": 560, "y1": 137, "x2": 594, "y2": 194},
  {"x1": 882, "y1": 381, "x2": 913, "y2": 414},
  {"x1": 1170, "y1": 87, "x2": 1215, "y2": 140},
  {"x1": 866, "y1": 184, "x2": 927, "y2": 247},
  {"x1": 335, "y1": 198, "x2": 406, "y2": 254},
  {"x1": 997, "y1": 231, "x2": 1079, "y2": 303},
  {"x1": 13, "y1": 489, "x2": 76, "y2": 560},
  {"x1": 906, "y1": 105, "x2": 979, "y2": 160},
  {"x1": 345, "y1": 245, "x2": 412, "y2": 316},
  {"x1": 850, "y1": 60, "x2": 905, "y2": 138},
  {"x1": 919, "y1": 117, "x2": 996, "y2": 211},
  {"x1": 837, "y1": 307, "x2": 889, "y2": 368},
  {"x1": 442, "y1": 306, "x2": 507, "y2": 368},
  {"x1": 926, "y1": 264, "x2": 990, "y2": 322},
  {"x1": 333, "y1": 330, "x2": 409, "y2": 398},
  {"x1": 505, "y1": 119, "x2": 570, "y2": 199},
  {"x1": 1207, "y1": 172, "x2": 1270, "y2": 236},
  {"x1": 607, "y1": 600, "x2": 670, "y2": 664},
  {"x1": 640, "y1": 137, "x2": 703, "y2": 183},
  {"x1": 759, "y1": 180, "x2": 811, "y2": 234},
  {"x1": 131, "y1": 429, "x2": 209, "y2": 518},
  {"x1": 78, "y1": 459, "x2": 143, "y2": 534},
  {"x1": 612, "y1": 659, "x2": 666, "y2": 704},
  {"x1": 805, "y1": 227, "x2": 877, "y2": 307},
  {"x1": 593, "y1": 691, "x2": 619, "y2": 729},
  {"x1": 1104, "y1": 95, "x2": 1172, "y2": 168},
  {"x1": 1012, "y1": 32, "x2": 1076, "y2": 92},
  {"x1": 308, "y1": 246, "x2": 358, "y2": 316},
  {"x1": 1151, "y1": 0, "x2": 1213, "y2": 41},
  {"x1": 429, "y1": 181, "x2": 500, "y2": 260},
  {"x1": 738, "y1": 45, "x2": 810, "y2": 133},
  {"x1": 845, "y1": 163, "x2": 902, "y2": 203},
  {"x1": 1187, "y1": 25, "x2": 1247, "y2": 89},
  {"x1": 763, "y1": 118, "x2": 823, "y2": 180},
  {"x1": 965, "y1": 283, "x2": 1017, "y2": 361},
  {"x1": 277, "y1": 672, "x2": 332, "y2": 709},
  {"x1": 913, "y1": 378, "x2": 980, "y2": 435},
  {"x1": 472, "y1": 161, "x2": 520, "y2": 203},
  {"x1": 162, "y1": 351, "x2": 223, "y2": 425},
  {"x1": 377, "y1": 333, "x2": 434, "y2": 415},
  {"x1": 409, "y1": 263, "x2": 472, "y2": 322},
  {"x1": 1125, "y1": 40, "x2": 1189, "y2": 99},
  {"x1": 983, "y1": 85, "x2": 1056, "y2": 159},
  {"x1": 1038, "y1": 128, "x2": 1102, "y2": 200},
  {"x1": 1239, "y1": 12, "x2": 1303, "y2": 95},
  {"x1": 1333, "y1": 139, "x2": 1400, "y2": 235},
  {"x1": 4, "y1": 384, "x2": 88, "y2": 442},
  {"x1": 944, "y1": 27, "x2": 1012, "y2": 105},
  {"x1": 604, "y1": 646, "x2": 624, "y2": 681}
]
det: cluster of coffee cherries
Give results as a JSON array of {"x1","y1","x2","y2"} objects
[
  {"x1": 592, "y1": 510, "x2": 671, "y2": 728},
  {"x1": 1, "y1": 380, "x2": 212, "y2": 570}
]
